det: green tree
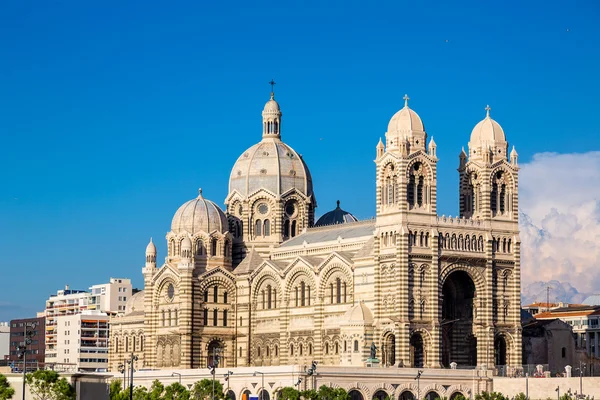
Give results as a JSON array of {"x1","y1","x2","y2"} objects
[
  {"x1": 279, "y1": 387, "x2": 300, "y2": 400},
  {"x1": 25, "y1": 370, "x2": 75, "y2": 400},
  {"x1": 132, "y1": 386, "x2": 150, "y2": 400},
  {"x1": 0, "y1": 374, "x2": 15, "y2": 400},
  {"x1": 474, "y1": 392, "x2": 508, "y2": 400},
  {"x1": 109, "y1": 380, "x2": 126, "y2": 400},
  {"x1": 191, "y1": 379, "x2": 224, "y2": 400},
  {"x1": 453, "y1": 395, "x2": 468, "y2": 400},
  {"x1": 514, "y1": 393, "x2": 527, "y2": 400},
  {"x1": 164, "y1": 382, "x2": 190, "y2": 400},
  {"x1": 317, "y1": 386, "x2": 350, "y2": 400},
  {"x1": 149, "y1": 380, "x2": 165, "y2": 400},
  {"x1": 300, "y1": 389, "x2": 318, "y2": 400}
]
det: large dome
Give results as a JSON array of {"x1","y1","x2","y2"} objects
[
  {"x1": 171, "y1": 190, "x2": 228, "y2": 234},
  {"x1": 229, "y1": 139, "x2": 314, "y2": 198},
  {"x1": 315, "y1": 200, "x2": 358, "y2": 227},
  {"x1": 343, "y1": 302, "x2": 374, "y2": 324},
  {"x1": 124, "y1": 290, "x2": 144, "y2": 315}
]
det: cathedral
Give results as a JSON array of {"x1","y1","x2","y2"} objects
[{"x1": 109, "y1": 91, "x2": 522, "y2": 373}]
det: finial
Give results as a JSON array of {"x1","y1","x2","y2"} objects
[
  {"x1": 403, "y1": 94, "x2": 410, "y2": 107},
  {"x1": 150, "y1": 237, "x2": 153, "y2": 243},
  {"x1": 336, "y1": 200, "x2": 340, "y2": 208},
  {"x1": 269, "y1": 79, "x2": 276, "y2": 98},
  {"x1": 198, "y1": 188, "x2": 203, "y2": 198},
  {"x1": 485, "y1": 105, "x2": 491, "y2": 117}
]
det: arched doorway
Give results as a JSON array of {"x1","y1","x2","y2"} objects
[
  {"x1": 495, "y1": 335, "x2": 507, "y2": 366},
  {"x1": 349, "y1": 390, "x2": 364, "y2": 400},
  {"x1": 449, "y1": 392, "x2": 466, "y2": 400},
  {"x1": 399, "y1": 391, "x2": 415, "y2": 400},
  {"x1": 373, "y1": 390, "x2": 388, "y2": 400},
  {"x1": 442, "y1": 270, "x2": 477, "y2": 367},
  {"x1": 207, "y1": 340, "x2": 224, "y2": 367},
  {"x1": 227, "y1": 390, "x2": 236, "y2": 400},
  {"x1": 242, "y1": 390, "x2": 252, "y2": 400},
  {"x1": 383, "y1": 333, "x2": 396, "y2": 366},
  {"x1": 259, "y1": 389, "x2": 270, "y2": 400},
  {"x1": 410, "y1": 333, "x2": 424, "y2": 367},
  {"x1": 425, "y1": 391, "x2": 440, "y2": 400}
]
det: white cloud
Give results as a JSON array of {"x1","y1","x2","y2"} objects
[{"x1": 519, "y1": 151, "x2": 600, "y2": 294}]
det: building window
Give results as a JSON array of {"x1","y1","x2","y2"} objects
[
  {"x1": 354, "y1": 340, "x2": 358, "y2": 352},
  {"x1": 223, "y1": 292, "x2": 228, "y2": 304},
  {"x1": 290, "y1": 344, "x2": 294, "y2": 356},
  {"x1": 203, "y1": 290, "x2": 208, "y2": 303},
  {"x1": 223, "y1": 310, "x2": 228, "y2": 327},
  {"x1": 239, "y1": 316, "x2": 242, "y2": 327},
  {"x1": 213, "y1": 286, "x2": 218, "y2": 303},
  {"x1": 213, "y1": 309, "x2": 218, "y2": 326},
  {"x1": 203, "y1": 309, "x2": 208, "y2": 326},
  {"x1": 239, "y1": 347, "x2": 243, "y2": 357}
]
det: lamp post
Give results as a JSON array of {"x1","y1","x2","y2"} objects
[
  {"x1": 414, "y1": 370, "x2": 423, "y2": 400},
  {"x1": 525, "y1": 373, "x2": 529, "y2": 400},
  {"x1": 172, "y1": 372, "x2": 182, "y2": 384},
  {"x1": 17, "y1": 321, "x2": 38, "y2": 400},
  {"x1": 555, "y1": 386, "x2": 559, "y2": 400},
  {"x1": 208, "y1": 348, "x2": 221, "y2": 400},
  {"x1": 118, "y1": 362, "x2": 126, "y2": 390},
  {"x1": 294, "y1": 378, "x2": 303, "y2": 388},
  {"x1": 127, "y1": 353, "x2": 138, "y2": 400},
  {"x1": 254, "y1": 371, "x2": 265, "y2": 400},
  {"x1": 224, "y1": 370, "x2": 233, "y2": 400},
  {"x1": 306, "y1": 361, "x2": 318, "y2": 390}
]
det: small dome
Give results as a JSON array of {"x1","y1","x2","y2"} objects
[
  {"x1": 343, "y1": 302, "x2": 374, "y2": 324},
  {"x1": 470, "y1": 106, "x2": 506, "y2": 144},
  {"x1": 124, "y1": 290, "x2": 144, "y2": 315},
  {"x1": 181, "y1": 236, "x2": 192, "y2": 250},
  {"x1": 262, "y1": 93, "x2": 281, "y2": 114},
  {"x1": 171, "y1": 189, "x2": 228, "y2": 234},
  {"x1": 145, "y1": 238, "x2": 156, "y2": 255},
  {"x1": 315, "y1": 200, "x2": 358, "y2": 227},
  {"x1": 387, "y1": 95, "x2": 424, "y2": 134}
]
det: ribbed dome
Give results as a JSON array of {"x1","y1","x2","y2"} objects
[
  {"x1": 343, "y1": 302, "x2": 374, "y2": 323},
  {"x1": 229, "y1": 140, "x2": 313, "y2": 198},
  {"x1": 145, "y1": 238, "x2": 156, "y2": 254},
  {"x1": 124, "y1": 290, "x2": 144, "y2": 315},
  {"x1": 262, "y1": 93, "x2": 281, "y2": 114},
  {"x1": 171, "y1": 190, "x2": 228, "y2": 234},
  {"x1": 315, "y1": 200, "x2": 358, "y2": 227},
  {"x1": 470, "y1": 114, "x2": 506, "y2": 144},
  {"x1": 387, "y1": 96, "x2": 424, "y2": 134}
]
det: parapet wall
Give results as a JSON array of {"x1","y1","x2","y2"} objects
[{"x1": 493, "y1": 377, "x2": 600, "y2": 399}]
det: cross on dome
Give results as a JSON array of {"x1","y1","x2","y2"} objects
[
  {"x1": 269, "y1": 79, "x2": 276, "y2": 99},
  {"x1": 198, "y1": 188, "x2": 203, "y2": 198},
  {"x1": 403, "y1": 94, "x2": 410, "y2": 107},
  {"x1": 485, "y1": 105, "x2": 491, "y2": 117}
]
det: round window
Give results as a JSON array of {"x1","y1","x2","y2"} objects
[
  {"x1": 285, "y1": 203, "x2": 296, "y2": 217},
  {"x1": 167, "y1": 284, "x2": 175, "y2": 301},
  {"x1": 258, "y1": 203, "x2": 269, "y2": 215}
]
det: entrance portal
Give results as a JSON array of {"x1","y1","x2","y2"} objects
[
  {"x1": 442, "y1": 270, "x2": 477, "y2": 367},
  {"x1": 495, "y1": 335, "x2": 507, "y2": 366},
  {"x1": 383, "y1": 334, "x2": 396, "y2": 366}
]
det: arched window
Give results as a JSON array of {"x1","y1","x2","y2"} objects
[
  {"x1": 407, "y1": 175, "x2": 415, "y2": 206},
  {"x1": 499, "y1": 184, "x2": 506, "y2": 213},
  {"x1": 213, "y1": 286, "x2": 218, "y2": 303},
  {"x1": 239, "y1": 316, "x2": 243, "y2": 326},
  {"x1": 299, "y1": 344, "x2": 303, "y2": 356},
  {"x1": 257, "y1": 346, "x2": 261, "y2": 357},
  {"x1": 417, "y1": 176, "x2": 424, "y2": 206},
  {"x1": 255, "y1": 219, "x2": 262, "y2": 237},
  {"x1": 211, "y1": 238, "x2": 217, "y2": 256},
  {"x1": 295, "y1": 287, "x2": 299, "y2": 307},
  {"x1": 161, "y1": 310, "x2": 165, "y2": 326},
  {"x1": 223, "y1": 310, "x2": 228, "y2": 327},
  {"x1": 291, "y1": 220, "x2": 297, "y2": 237},
  {"x1": 309, "y1": 343, "x2": 313, "y2": 355},
  {"x1": 140, "y1": 336, "x2": 144, "y2": 352},
  {"x1": 491, "y1": 182, "x2": 498, "y2": 213},
  {"x1": 266, "y1": 346, "x2": 270, "y2": 357},
  {"x1": 330, "y1": 283, "x2": 334, "y2": 304},
  {"x1": 262, "y1": 290, "x2": 265, "y2": 309},
  {"x1": 343, "y1": 282, "x2": 347, "y2": 303},
  {"x1": 264, "y1": 220, "x2": 270, "y2": 236},
  {"x1": 335, "y1": 342, "x2": 339, "y2": 354},
  {"x1": 300, "y1": 282, "x2": 306, "y2": 306},
  {"x1": 344, "y1": 341, "x2": 347, "y2": 352},
  {"x1": 196, "y1": 239, "x2": 204, "y2": 255},
  {"x1": 275, "y1": 345, "x2": 278, "y2": 356},
  {"x1": 203, "y1": 309, "x2": 208, "y2": 326},
  {"x1": 203, "y1": 290, "x2": 208, "y2": 303},
  {"x1": 114, "y1": 337, "x2": 119, "y2": 352},
  {"x1": 284, "y1": 220, "x2": 290, "y2": 237},
  {"x1": 239, "y1": 347, "x2": 243, "y2": 357},
  {"x1": 174, "y1": 309, "x2": 178, "y2": 325},
  {"x1": 213, "y1": 309, "x2": 218, "y2": 326},
  {"x1": 336, "y1": 278, "x2": 341, "y2": 303},
  {"x1": 290, "y1": 344, "x2": 294, "y2": 356},
  {"x1": 354, "y1": 340, "x2": 358, "y2": 352},
  {"x1": 267, "y1": 285, "x2": 272, "y2": 309},
  {"x1": 224, "y1": 291, "x2": 228, "y2": 304},
  {"x1": 168, "y1": 309, "x2": 172, "y2": 326},
  {"x1": 325, "y1": 342, "x2": 329, "y2": 355}
]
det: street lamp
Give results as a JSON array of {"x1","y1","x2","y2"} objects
[
  {"x1": 555, "y1": 386, "x2": 559, "y2": 400},
  {"x1": 208, "y1": 348, "x2": 221, "y2": 400},
  {"x1": 224, "y1": 370, "x2": 234, "y2": 400},
  {"x1": 17, "y1": 321, "x2": 38, "y2": 400},
  {"x1": 117, "y1": 362, "x2": 126, "y2": 390},
  {"x1": 414, "y1": 370, "x2": 423, "y2": 400},
  {"x1": 576, "y1": 361, "x2": 586, "y2": 398},
  {"x1": 294, "y1": 378, "x2": 303, "y2": 388},
  {"x1": 172, "y1": 372, "x2": 182, "y2": 384},
  {"x1": 254, "y1": 371, "x2": 265, "y2": 400},
  {"x1": 127, "y1": 353, "x2": 138, "y2": 400}
]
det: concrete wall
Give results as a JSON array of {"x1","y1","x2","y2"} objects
[{"x1": 493, "y1": 377, "x2": 600, "y2": 399}]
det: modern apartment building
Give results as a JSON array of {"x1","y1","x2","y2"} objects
[
  {"x1": 0, "y1": 322, "x2": 9, "y2": 360},
  {"x1": 89, "y1": 278, "x2": 132, "y2": 315},
  {"x1": 52, "y1": 310, "x2": 109, "y2": 372},
  {"x1": 8, "y1": 317, "x2": 45, "y2": 367}
]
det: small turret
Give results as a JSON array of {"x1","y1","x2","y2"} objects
[
  {"x1": 459, "y1": 147, "x2": 467, "y2": 169},
  {"x1": 428, "y1": 136, "x2": 437, "y2": 158},
  {"x1": 376, "y1": 137, "x2": 385, "y2": 159},
  {"x1": 181, "y1": 236, "x2": 192, "y2": 259},
  {"x1": 510, "y1": 146, "x2": 518, "y2": 166},
  {"x1": 145, "y1": 238, "x2": 156, "y2": 268}
]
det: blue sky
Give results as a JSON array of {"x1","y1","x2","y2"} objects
[{"x1": 0, "y1": 1, "x2": 599, "y2": 321}]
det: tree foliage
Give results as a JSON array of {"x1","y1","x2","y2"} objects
[
  {"x1": 279, "y1": 387, "x2": 300, "y2": 400},
  {"x1": 191, "y1": 379, "x2": 224, "y2": 400},
  {"x1": 475, "y1": 392, "x2": 509, "y2": 400},
  {"x1": 163, "y1": 383, "x2": 190, "y2": 400},
  {"x1": 0, "y1": 374, "x2": 15, "y2": 400},
  {"x1": 25, "y1": 370, "x2": 75, "y2": 400},
  {"x1": 514, "y1": 393, "x2": 527, "y2": 400}
]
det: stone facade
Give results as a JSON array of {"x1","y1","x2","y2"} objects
[{"x1": 109, "y1": 92, "x2": 522, "y2": 374}]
